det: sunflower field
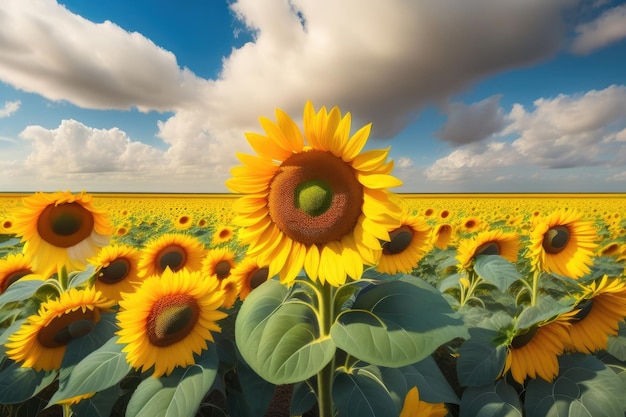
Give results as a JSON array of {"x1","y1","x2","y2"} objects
[{"x1": 1, "y1": 102, "x2": 626, "y2": 417}]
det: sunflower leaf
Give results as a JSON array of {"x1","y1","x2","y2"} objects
[
  {"x1": 332, "y1": 366, "x2": 399, "y2": 417},
  {"x1": 460, "y1": 380, "x2": 522, "y2": 417},
  {"x1": 457, "y1": 335, "x2": 508, "y2": 387},
  {"x1": 330, "y1": 276, "x2": 468, "y2": 367},
  {"x1": 70, "y1": 384, "x2": 121, "y2": 417},
  {"x1": 0, "y1": 362, "x2": 57, "y2": 404},
  {"x1": 525, "y1": 353, "x2": 626, "y2": 417},
  {"x1": 48, "y1": 336, "x2": 132, "y2": 405},
  {"x1": 125, "y1": 344, "x2": 218, "y2": 417},
  {"x1": 473, "y1": 255, "x2": 522, "y2": 292},
  {"x1": 0, "y1": 279, "x2": 45, "y2": 308},
  {"x1": 235, "y1": 279, "x2": 336, "y2": 385}
]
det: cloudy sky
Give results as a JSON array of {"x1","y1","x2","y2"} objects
[{"x1": 1, "y1": 0, "x2": 626, "y2": 193}]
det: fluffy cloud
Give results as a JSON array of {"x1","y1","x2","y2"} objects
[
  {"x1": 0, "y1": 0, "x2": 205, "y2": 112},
  {"x1": 436, "y1": 95, "x2": 506, "y2": 146},
  {"x1": 570, "y1": 4, "x2": 626, "y2": 54},
  {"x1": 0, "y1": 100, "x2": 20, "y2": 118},
  {"x1": 426, "y1": 85, "x2": 626, "y2": 183}
]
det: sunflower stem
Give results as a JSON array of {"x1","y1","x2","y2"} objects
[
  {"x1": 530, "y1": 269, "x2": 541, "y2": 306},
  {"x1": 316, "y1": 280, "x2": 335, "y2": 417},
  {"x1": 62, "y1": 403, "x2": 73, "y2": 417}
]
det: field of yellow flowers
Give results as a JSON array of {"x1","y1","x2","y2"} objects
[{"x1": 0, "y1": 191, "x2": 624, "y2": 417}]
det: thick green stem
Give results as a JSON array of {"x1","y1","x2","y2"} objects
[
  {"x1": 317, "y1": 281, "x2": 335, "y2": 417},
  {"x1": 530, "y1": 269, "x2": 541, "y2": 307}
]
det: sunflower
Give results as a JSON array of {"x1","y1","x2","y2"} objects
[
  {"x1": 566, "y1": 275, "x2": 626, "y2": 354},
  {"x1": 458, "y1": 216, "x2": 482, "y2": 234},
  {"x1": 116, "y1": 268, "x2": 227, "y2": 377},
  {"x1": 173, "y1": 214, "x2": 192, "y2": 231},
  {"x1": 400, "y1": 386, "x2": 448, "y2": 417},
  {"x1": 0, "y1": 252, "x2": 41, "y2": 293},
  {"x1": 526, "y1": 209, "x2": 598, "y2": 279},
  {"x1": 137, "y1": 233, "x2": 205, "y2": 278},
  {"x1": 432, "y1": 223, "x2": 454, "y2": 250},
  {"x1": 230, "y1": 256, "x2": 270, "y2": 301},
  {"x1": 226, "y1": 101, "x2": 403, "y2": 286},
  {"x1": 211, "y1": 225, "x2": 235, "y2": 246},
  {"x1": 11, "y1": 191, "x2": 112, "y2": 273},
  {"x1": 376, "y1": 211, "x2": 432, "y2": 275},
  {"x1": 4, "y1": 287, "x2": 115, "y2": 371},
  {"x1": 456, "y1": 229, "x2": 520, "y2": 271},
  {"x1": 502, "y1": 311, "x2": 576, "y2": 385},
  {"x1": 90, "y1": 245, "x2": 142, "y2": 301},
  {"x1": 202, "y1": 247, "x2": 239, "y2": 308}
]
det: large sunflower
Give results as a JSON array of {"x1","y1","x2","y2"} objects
[
  {"x1": 11, "y1": 191, "x2": 112, "y2": 272},
  {"x1": 90, "y1": 245, "x2": 142, "y2": 302},
  {"x1": 376, "y1": 211, "x2": 432, "y2": 275},
  {"x1": 230, "y1": 256, "x2": 270, "y2": 301},
  {"x1": 502, "y1": 311, "x2": 576, "y2": 385},
  {"x1": 116, "y1": 268, "x2": 227, "y2": 377},
  {"x1": 400, "y1": 386, "x2": 448, "y2": 417},
  {"x1": 4, "y1": 287, "x2": 115, "y2": 371},
  {"x1": 566, "y1": 275, "x2": 626, "y2": 354},
  {"x1": 137, "y1": 233, "x2": 205, "y2": 278},
  {"x1": 226, "y1": 101, "x2": 403, "y2": 286},
  {"x1": 526, "y1": 209, "x2": 598, "y2": 279},
  {"x1": 456, "y1": 229, "x2": 520, "y2": 271},
  {"x1": 0, "y1": 252, "x2": 40, "y2": 294}
]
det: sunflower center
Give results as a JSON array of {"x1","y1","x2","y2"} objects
[
  {"x1": 476, "y1": 242, "x2": 500, "y2": 256},
  {"x1": 1, "y1": 269, "x2": 33, "y2": 292},
  {"x1": 38, "y1": 308, "x2": 97, "y2": 348},
  {"x1": 268, "y1": 150, "x2": 364, "y2": 245},
  {"x1": 98, "y1": 258, "x2": 131, "y2": 284},
  {"x1": 37, "y1": 202, "x2": 95, "y2": 248},
  {"x1": 156, "y1": 245, "x2": 187, "y2": 273},
  {"x1": 147, "y1": 294, "x2": 199, "y2": 347},
  {"x1": 382, "y1": 226, "x2": 413, "y2": 255},
  {"x1": 573, "y1": 299, "x2": 594, "y2": 321},
  {"x1": 214, "y1": 260, "x2": 231, "y2": 280},
  {"x1": 249, "y1": 267, "x2": 269, "y2": 289},
  {"x1": 219, "y1": 229, "x2": 231, "y2": 239},
  {"x1": 542, "y1": 225, "x2": 570, "y2": 254},
  {"x1": 510, "y1": 326, "x2": 538, "y2": 349}
]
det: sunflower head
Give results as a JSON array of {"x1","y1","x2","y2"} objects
[
  {"x1": 11, "y1": 191, "x2": 112, "y2": 273},
  {"x1": 116, "y1": 268, "x2": 228, "y2": 377},
  {"x1": 211, "y1": 225, "x2": 235, "y2": 246},
  {"x1": 226, "y1": 101, "x2": 403, "y2": 286},
  {"x1": 432, "y1": 223, "x2": 454, "y2": 250},
  {"x1": 0, "y1": 252, "x2": 40, "y2": 293},
  {"x1": 456, "y1": 229, "x2": 520, "y2": 271},
  {"x1": 90, "y1": 244, "x2": 142, "y2": 301},
  {"x1": 377, "y1": 211, "x2": 432, "y2": 275},
  {"x1": 137, "y1": 233, "x2": 206, "y2": 278},
  {"x1": 5, "y1": 287, "x2": 115, "y2": 371},
  {"x1": 230, "y1": 256, "x2": 271, "y2": 301},
  {"x1": 527, "y1": 209, "x2": 599, "y2": 279}
]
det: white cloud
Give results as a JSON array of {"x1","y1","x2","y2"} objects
[
  {"x1": 396, "y1": 157, "x2": 413, "y2": 169},
  {"x1": 0, "y1": 100, "x2": 20, "y2": 118},
  {"x1": 0, "y1": 0, "x2": 205, "y2": 112},
  {"x1": 425, "y1": 142, "x2": 515, "y2": 182},
  {"x1": 571, "y1": 4, "x2": 626, "y2": 54},
  {"x1": 436, "y1": 95, "x2": 506, "y2": 146}
]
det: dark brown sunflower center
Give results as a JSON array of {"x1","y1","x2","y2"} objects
[
  {"x1": 573, "y1": 299, "x2": 594, "y2": 321},
  {"x1": 214, "y1": 260, "x2": 231, "y2": 280},
  {"x1": 156, "y1": 245, "x2": 187, "y2": 273},
  {"x1": 382, "y1": 225, "x2": 413, "y2": 255},
  {"x1": 511, "y1": 325, "x2": 538, "y2": 349},
  {"x1": 1, "y1": 269, "x2": 33, "y2": 292},
  {"x1": 219, "y1": 229, "x2": 231, "y2": 239},
  {"x1": 249, "y1": 267, "x2": 269, "y2": 289},
  {"x1": 147, "y1": 294, "x2": 199, "y2": 347},
  {"x1": 38, "y1": 308, "x2": 96, "y2": 348},
  {"x1": 37, "y1": 202, "x2": 95, "y2": 248},
  {"x1": 476, "y1": 242, "x2": 500, "y2": 256},
  {"x1": 268, "y1": 150, "x2": 364, "y2": 245},
  {"x1": 98, "y1": 258, "x2": 131, "y2": 284},
  {"x1": 465, "y1": 220, "x2": 476, "y2": 229},
  {"x1": 542, "y1": 225, "x2": 570, "y2": 254}
]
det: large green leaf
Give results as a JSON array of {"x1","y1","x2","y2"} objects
[
  {"x1": 290, "y1": 381, "x2": 317, "y2": 416},
  {"x1": 235, "y1": 279, "x2": 335, "y2": 384},
  {"x1": 515, "y1": 296, "x2": 573, "y2": 330},
  {"x1": 0, "y1": 279, "x2": 45, "y2": 308},
  {"x1": 70, "y1": 384, "x2": 121, "y2": 417},
  {"x1": 330, "y1": 277, "x2": 468, "y2": 367},
  {"x1": 525, "y1": 353, "x2": 626, "y2": 417},
  {"x1": 0, "y1": 362, "x2": 57, "y2": 404},
  {"x1": 49, "y1": 336, "x2": 132, "y2": 404},
  {"x1": 460, "y1": 380, "x2": 522, "y2": 417},
  {"x1": 333, "y1": 367, "x2": 399, "y2": 417},
  {"x1": 473, "y1": 255, "x2": 521, "y2": 292},
  {"x1": 401, "y1": 356, "x2": 460, "y2": 404},
  {"x1": 457, "y1": 332, "x2": 507, "y2": 387},
  {"x1": 606, "y1": 321, "x2": 626, "y2": 361},
  {"x1": 125, "y1": 345, "x2": 218, "y2": 417}
]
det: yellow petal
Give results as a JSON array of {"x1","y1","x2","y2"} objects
[
  {"x1": 245, "y1": 132, "x2": 292, "y2": 161},
  {"x1": 351, "y1": 148, "x2": 390, "y2": 172},
  {"x1": 358, "y1": 173, "x2": 403, "y2": 189},
  {"x1": 343, "y1": 123, "x2": 371, "y2": 161}
]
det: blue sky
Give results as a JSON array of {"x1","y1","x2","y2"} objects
[{"x1": 1, "y1": 0, "x2": 626, "y2": 193}]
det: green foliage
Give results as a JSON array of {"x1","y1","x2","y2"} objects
[
  {"x1": 460, "y1": 380, "x2": 523, "y2": 417},
  {"x1": 333, "y1": 367, "x2": 400, "y2": 417},
  {"x1": 473, "y1": 255, "x2": 522, "y2": 292}
]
